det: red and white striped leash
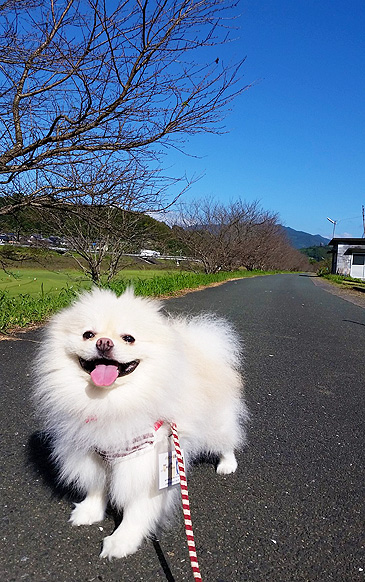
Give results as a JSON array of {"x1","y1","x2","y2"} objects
[{"x1": 170, "y1": 422, "x2": 203, "y2": 582}]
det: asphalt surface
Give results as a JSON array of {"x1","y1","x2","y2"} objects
[{"x1": 1, "y1": 274, "x2": 364, "y2": 582}]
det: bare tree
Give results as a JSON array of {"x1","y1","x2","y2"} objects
[
  {"x1": 45, "y1": 157, "x2": 180, "y2": 283},
  {"x1": 57, "y1": 204, "x2": 176, "y2": 284},
  {"x1": 174, "y1": 197, "x2": 312, "y2": 273},
  {"x1": 173, "y1": 198, "x2": 276, "y2": 273},
  {"x1": 54, "y1": 206, "x2": 140, "y2": 283},
  {"x1": 0, "y1": 0, "x2": 248, "y2": 215}
]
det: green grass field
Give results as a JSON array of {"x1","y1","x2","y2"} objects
[
  {"x1": 0, "y1": 268, "x2": 185, "y2": 297},
  {"x1": 0, "y1": 268, "x2": 88, "y2": 296}
]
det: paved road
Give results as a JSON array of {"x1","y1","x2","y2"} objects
[{"x1": 1, "y1": 274, "x2": 364, "y2": 582}]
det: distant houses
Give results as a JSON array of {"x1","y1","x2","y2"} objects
[{"x1": 329, "y1": 238, "x2": 365, "y2": 279}]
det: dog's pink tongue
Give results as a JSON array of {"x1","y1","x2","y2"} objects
[{"x1": 90, "y1": 364, "x2": 119, "y2": 387}]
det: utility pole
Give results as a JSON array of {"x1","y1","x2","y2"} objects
[
  {"x1": 327, "y1": 217, "x2": 337, "y2": 238},
  {"x1": 362, "y1": 205, "x2": 365, "y2": 237}
]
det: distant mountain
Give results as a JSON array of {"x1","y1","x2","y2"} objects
[{"x1": 281, "y1": 226, "x2": 330, "y2": 249}]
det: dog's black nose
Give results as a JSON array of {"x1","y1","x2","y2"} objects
[{"x1": 96, "y1": 337, "x2": 114, "y2": 354}]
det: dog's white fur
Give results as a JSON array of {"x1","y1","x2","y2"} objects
[{"x1": 33, "y1": 288, "x2": 247, "y2": 559}]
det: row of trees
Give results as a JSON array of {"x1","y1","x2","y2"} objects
[{"x1": 172, "y1": 198, "x2": 310, "y2": 274}]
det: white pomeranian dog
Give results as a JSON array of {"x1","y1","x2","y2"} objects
[{"x1": 33, "y1": 288, "x2": 247, "y2": 559}]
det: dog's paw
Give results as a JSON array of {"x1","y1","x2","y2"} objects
[
  {"x1": 100, "y1": 533, "x2": 140, "y2": 559},
  {"x1": 69, "y1": 498, "x2": 105, "y2": 526},
  {"x1": 216, "y1": 452, "x2": 238, "y2": 475}
]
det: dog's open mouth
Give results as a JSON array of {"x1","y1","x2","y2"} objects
[{"x1": 79, "y1": 357, "x2": 140, "y2": 387}]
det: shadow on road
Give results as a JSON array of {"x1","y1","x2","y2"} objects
[
  {"x1": 343, "y1": 319, "x2": 365, "y2": 327},
  {"x1": 151, "y1": 538, "x2": 176, "y2": 582},
  {"x1": 27, "y1": 431, "x2": 77, "y2": 500}
]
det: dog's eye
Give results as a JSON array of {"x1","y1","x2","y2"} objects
[
  {"x1": 122, "y1": 334, "x2": 135, "y2": 344},
  {"x1": 83, "y1": 331, "x2": 95, "y2": 340}
]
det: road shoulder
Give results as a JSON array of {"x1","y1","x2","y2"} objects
[{"x1": 311, "y1": 275, "x2": 365, "y2": 308}]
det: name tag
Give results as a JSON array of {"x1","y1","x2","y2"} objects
[{"x1": 158, "y1": 449, "x2": 184, "y2": 490}]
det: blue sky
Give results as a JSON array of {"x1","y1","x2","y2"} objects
[{"x1": 165, "y1": 0, "x2": 365, "y2": 239}]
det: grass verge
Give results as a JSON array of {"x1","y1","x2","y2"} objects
[{"x1": 321, "y1": 273, "x2": 365, "y2": 289}]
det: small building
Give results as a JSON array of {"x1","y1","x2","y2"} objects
[{"x1": 329, "y1": 238, "x2": 365, "y2": 279}]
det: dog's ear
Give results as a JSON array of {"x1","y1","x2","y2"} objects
[{"x1": 118, "y1": 287, "x2": 164, "y2": 314}]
